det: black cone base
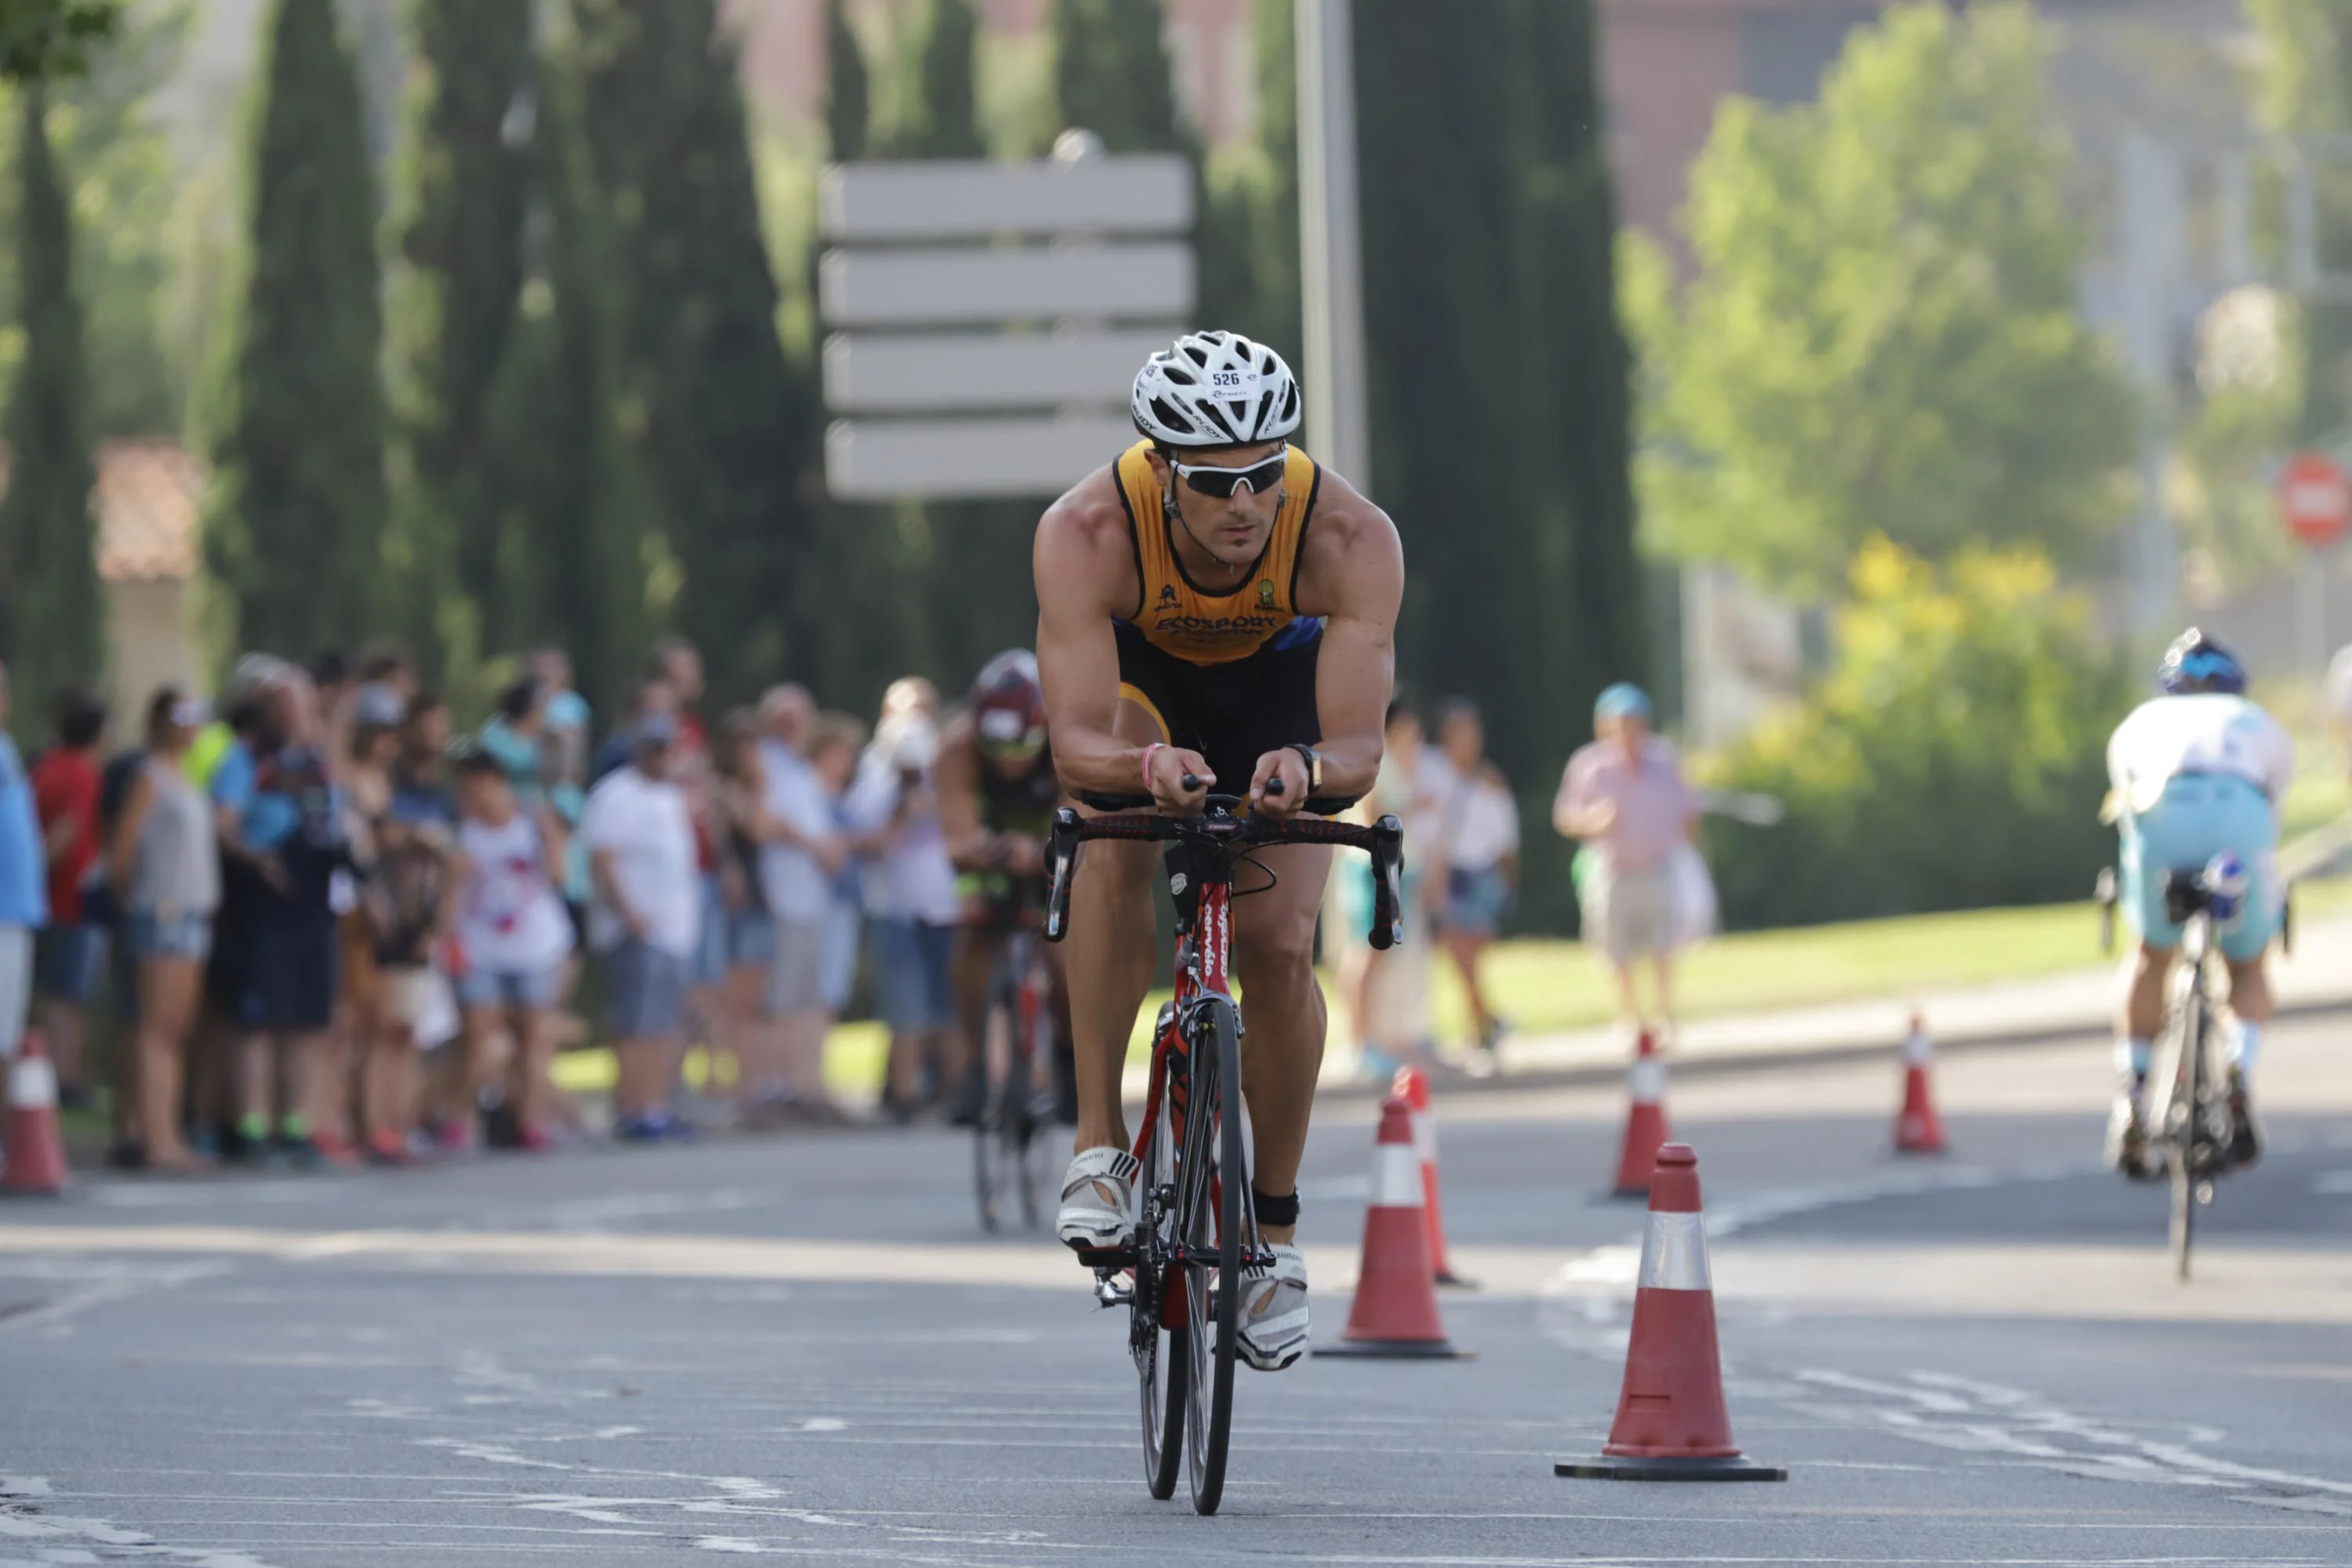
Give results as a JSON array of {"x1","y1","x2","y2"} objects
[
  {"x1": 1556, "y1": 1453, "x2": 1787, "y2": 1482},
  {"x1": 1313, "y1": 1338, "x2": 1477, "y2": 1360}
]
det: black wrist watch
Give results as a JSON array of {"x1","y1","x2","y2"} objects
[{"x1": 1286, "y1": 743, "x2": 1322, "y2": 793}]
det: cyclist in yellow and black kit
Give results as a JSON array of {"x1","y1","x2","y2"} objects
[{"x1": 1033, "y1": 330, "x2": 1404, "y2": 1372}]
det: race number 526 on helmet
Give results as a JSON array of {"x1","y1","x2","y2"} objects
[
  {"x1": 1131, "y1": 330, "x2": 1301, "y2": 450},
  {"x1": 972, "y1": 649, "x2": 1048, "y2": 759},
  {"x1": 2158, "y1": 629, "x2": 2249, "y2": 696}
]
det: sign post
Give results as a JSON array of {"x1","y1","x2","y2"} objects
[{"x1": 2278, "y1": 451, "x2": 2351, "y2": 680}]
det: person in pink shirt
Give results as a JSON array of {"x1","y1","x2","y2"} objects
[{"x1": 1553, "y1": 684, "x2": 1697, "y2": 1038}]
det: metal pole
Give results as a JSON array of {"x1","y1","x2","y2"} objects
[{"x1": 1295, "y1": 0, "x2": 1372, "y2": 494}]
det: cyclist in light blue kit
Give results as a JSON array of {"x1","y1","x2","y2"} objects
[{"x1": 2103, "y1": 630, "x2": 2293, "y2": 1178}]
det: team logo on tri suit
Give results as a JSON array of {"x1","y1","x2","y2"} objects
[{"x1": 1257, "y1": 579, "x2": 1276, "y2": 608}]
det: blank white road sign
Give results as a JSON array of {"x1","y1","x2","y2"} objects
[
  {"x1": 826, "y1": 415, "x2": 1137, "y2": 500},
  {"x1": 820, "y1": 155, "x2": 1192, "y2": 241},
  {"x1": 819, "y1": 243, "x2": 1193, "y2": 329},
  {"x1": 823, "y1": 328, "x2": 1173, "y2": 414}
]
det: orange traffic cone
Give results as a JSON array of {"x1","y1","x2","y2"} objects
[
  {"x1": 1609, "y1": 1029, "x2": 1670, "y2": 1198},
  {"x1": 1315, "y1": 1094, "x2": 1474, "y2": 1359},
  {"x1": 1558, "y1": 1144, "x2": 1785, "y2": 1481},
  {"x1": 1392, "y1": 1066, "x2": 1472, "y2": 1288},
  {"x1": 2, "y1": 1031, "x2": 69, "y2": 1197},
  {"x1": 1893, "y1": 1012, "x2": 1946, "y2": 1156}
]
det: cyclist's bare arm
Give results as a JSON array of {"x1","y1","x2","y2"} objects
[
  {"x1": 1036, "y1": 467, "x2": 1203, "y2": 804},
  {"x1": 935, "y1": 715, "x2": 993, "y2": 870},
  {"x1": 1247, "y1": 467, "x2": 1403, "y2": 814}
]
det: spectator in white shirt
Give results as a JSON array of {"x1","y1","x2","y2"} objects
[
  {"x1": 755, "y1": 684, "x2": 846, "y2": 1122},
  {"x1": 1428, "y1": 699, "x2": 1519, "y2": 1071},
  {"x1": 583, "y1": 715, "x2": 700, "y2": 1141}
]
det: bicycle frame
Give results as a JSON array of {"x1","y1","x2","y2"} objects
[{"x1": 1046, "y1": 794, "x2": 1404, "y2": 1282}]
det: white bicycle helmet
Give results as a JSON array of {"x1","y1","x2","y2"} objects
[{"x1": 1131, "y1": 330, "x2": 1302, "y2": 450}]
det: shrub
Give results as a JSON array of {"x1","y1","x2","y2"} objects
[{"x1": 1697, "y1": 539, "x2": 2134, "y2": 929}]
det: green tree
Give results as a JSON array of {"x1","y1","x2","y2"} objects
[
  {"x1": 891, "y1": 0, "x2": 982, "y2": 160},
  {"x1": 1627, "y1": 2, "x2": 2134, "y2": 597},
  {"x1": 386, "y1": 0, "x2": 532, "y2": 681},
  {"x1": 476, "y1": 19, "x2": 655, "y2": 717},
  {"x1": 0, "y1": 0, "x2": 116, "y2": 82},
  {"x1": 824, "y1": 0, "x2": 868, "y2": 162},
  {"x1": 0, "y1": 82, "x2": 99, "y2": 738},
  {"x1": 1197, "y1": 0, "x2": 1298, "y2": 364},
  {"x1": 1700, "y1": 539, "x2": 2130, "y2": 927},
  {"x1": 205, "y1": 0, "x2": 387, "y2": 661},
  {"x1": 1356, "y1": 0, "x2": 1646, "y2": 935},
  {"x1": 1052, "y1": 0, "x2": 1176, "y2": 153},
  {"x1": 575, "y1": 0, "x2": 819, "y2": 706},
  {"x1": 2249, "y1": 0, "x2": 2352, "y2": 443}
]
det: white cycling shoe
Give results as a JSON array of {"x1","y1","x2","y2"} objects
[
  {"x1": 1236, "y1": 1243, "x2": 1310, "y2": 1371},
  {"x1": 1056, "y1": 1146, "x2": 1139, "y2": 1250}
]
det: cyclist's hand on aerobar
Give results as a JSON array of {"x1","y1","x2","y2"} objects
[
  {"x1": 1146, "y1": 745, "x2": 1215, "y2": 816},
  {"x1": 999, "y1": 833, "x2": 1046, "y2": 877},
  {"x1": 1248, "y1": 748, "x2": 1309, "y2": 819}
]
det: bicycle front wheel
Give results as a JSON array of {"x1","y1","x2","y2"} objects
[
  {"x1": 1182, "y1": 994, "x2": 1247, "y2": 1516},
  {"x1": 973, "y1": 994, "x2": 1013, "y2": 1232}
]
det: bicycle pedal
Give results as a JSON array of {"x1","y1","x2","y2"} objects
[{"x1": 1073, "y1": 1244, "x2": 1134, "y2": 1269}]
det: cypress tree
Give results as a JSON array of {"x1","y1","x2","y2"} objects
[
  {"x1": 895, "y1": 0, "x2": 982, "y2": 160},
  {"x1": 824, "y1": 0, "x2": 869, "y2": 164},
  {"x1": 1354, "y1": 0, "x2": 1643, "y2": 931},
  {"x1": 387, "y1": 0, "x2": 533, "y2": 678},
  {"x1": 477, "y1": 20, "x2": 654, "y2": 717},
  {"x1": 575, "y1": 0, "x2": 818, "y2": 706},
  {"x1": 205, "y1": 0, "x2": 387, "y2": 662},
  {"x1": 0, "y1": 83, "x2": 100, "y2": 738},
  {"x1": 1053, "y1": 0, "x2": 1178, "y2": 151}
]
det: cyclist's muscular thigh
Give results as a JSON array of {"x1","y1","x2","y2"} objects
[
  {"x1": 1230, "y1": 842, "x2": 1335, "y2": 1220},
  {"x1": 1065, "y1": 833, "x2": 1158, "y2": 1153}
]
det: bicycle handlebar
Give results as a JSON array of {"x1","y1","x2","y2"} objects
[{"x1": 1044, "y1": 800, "x2": 1403, "y2": 952}]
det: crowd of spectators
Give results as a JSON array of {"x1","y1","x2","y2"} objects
[{"x1": 0, "y1": 636, "x2": 979, "y2": 1172}]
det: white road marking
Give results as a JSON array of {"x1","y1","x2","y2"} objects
[{"x1": 2312, "y1": 1170, "x2": 2352, "y2": 1196}]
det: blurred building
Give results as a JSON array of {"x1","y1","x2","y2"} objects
[{"x1": 0, "y1": 444, "x2": 207, "y2": 727}]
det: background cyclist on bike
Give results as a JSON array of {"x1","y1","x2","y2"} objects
[
  {"x1": 936, "y1": 649, "x2": 1076, "y2": 1127},
  {"x1": 2104, "y1": 629, "x2": 2294, "y2": 1178},
  {"x1": 1033, "y1": 329, "x2": 1403, "y2": 1373}
]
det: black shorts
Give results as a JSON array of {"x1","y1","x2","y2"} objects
[{"x1": 1113, "y1": 619, "x2": 1321, "y2": 793}]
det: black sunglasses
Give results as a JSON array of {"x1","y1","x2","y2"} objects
[{"x1": 1169, "y1": 446, "x2": 1288, "y2": 499}]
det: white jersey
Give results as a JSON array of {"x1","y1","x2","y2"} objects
[{"x1": 2106, "y1": 694, "x2": 2295, "y2": 806}]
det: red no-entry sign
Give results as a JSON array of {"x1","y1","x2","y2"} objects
[{"x1": 2278, "y1": 452, "x2": 2352, "y2": 548}]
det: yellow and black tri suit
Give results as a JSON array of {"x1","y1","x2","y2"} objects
[{"x1": 1110, "y1": 439, "x2": 1325, "y2": 790}]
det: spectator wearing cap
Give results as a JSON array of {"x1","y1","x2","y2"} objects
[
  {"x1": 108, "y1": 688, "x2": 219, "y2": 1171},
  {"x1": 583, "y1": 712, "x2": 700, "y2": 1141},
  {"x1": 0, "y1": 662, "x2": 49, "y2": 1065},
  {"x1": 31, "y1": 686, "x2": 109, "y2": 1102},
  {"x1": 222, "y1": 671, "x2": 356, "y2": 1163},
  {"x1": 1554, "y1": 684, "x2": 1700, "y2": 1040}
]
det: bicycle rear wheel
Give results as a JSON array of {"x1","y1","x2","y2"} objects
[
  {"x1": 1181, "y1": 995, "x2": 1247, "y2": 1516},
  {"x1": 2168, "y1": 989, "x2": 2204, "y2": 1283}
]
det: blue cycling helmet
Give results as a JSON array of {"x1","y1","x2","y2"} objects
[{"x1": 2157, "y1": 628, "x2": 2247, "y2": 695}]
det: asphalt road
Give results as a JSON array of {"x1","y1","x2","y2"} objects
[{"x1": 5, "y1": 1006, "x2": 2352, "y2": 1566}]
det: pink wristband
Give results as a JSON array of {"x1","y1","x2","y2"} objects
[{"x1": 1141, "y1": 742, "x2": 1165, "y2": 789}]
